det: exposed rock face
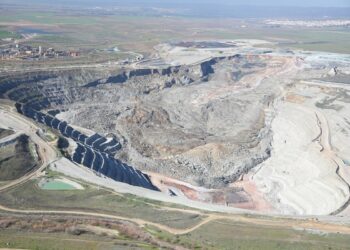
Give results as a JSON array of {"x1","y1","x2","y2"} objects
[
  {"x1": 15, "y1": 103, "x2": 157, "y2": 191},
  {"x1": 0, "y1": 54, "x2": 277, "y2": 188}
]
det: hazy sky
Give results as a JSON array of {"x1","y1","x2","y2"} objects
[
  {"x1": 216, "y1": 0, "x2": 349, "y2": 7},
  {"x1": 5, "y1": 0, "x2": 350, "y2": 8},
  {"x1": 3, "y1": 0, "x2": 349, "y2": 18},
  {"x1": 172, "y1": 0, "x2": 350, "y2": 7}
]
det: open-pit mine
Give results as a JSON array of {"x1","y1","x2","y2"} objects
[{"x1": 1, "y1": 39, "x2": 350, "y2": 218}]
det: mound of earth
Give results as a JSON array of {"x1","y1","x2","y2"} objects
[
  {"x1": 0, "y1": 134, "x2": 37, "y2": 181},
  {"x1": 0, "y1": 128, "x2": 13, "y2": 140}
]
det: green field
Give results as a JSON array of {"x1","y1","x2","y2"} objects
[
  {"x1": 0, "y1": 179, "x2": 205, "y2": 230},
  {"x1": 145, "y1": 220, "x2": 350, "y2": 250},
  {"x1": 1, "y1": 177, "x2": 350, "y2": 249},
  {"x1": 0, "y1": 29, "x2": 21, "y2": 39},
  {"x1": 1, "y1": 9, "x2": 349, "y2": 55},
  {"x1": 181, "y1": 219, "x2": 350, "y2": 250},
  {"x1": 0, "y1": 8, "x2": 349, "y2": 74},
  {"x1": 0, "y1": 229, "x2": 153, "y2": 250}
]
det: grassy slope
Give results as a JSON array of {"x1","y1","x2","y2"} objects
[
  {"x1": 146, "y1": 220, "x2": 350, "y2": 250},
  {"x1": 1, "y1": 177, "x2": 350, "y2": 249},
  {"x1": 0, "y1": 179, "x2": 205, "y2": 230},
  {"x1": 183, "y1": 219, "x2": 350, "y2": 250},
  {"x1": 0, "y1": 229, "x2": 151, "y2": 250}
]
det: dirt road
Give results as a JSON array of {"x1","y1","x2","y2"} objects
[
  {"x1": 314, "y1": 109, "x2": 350, "y2": 215},
  {"x1": 1, "y1": 202, "x2": 350, "y2": 236},
  {"x1": 0, "y1": 106, "x2": 58, "y2": 192}
]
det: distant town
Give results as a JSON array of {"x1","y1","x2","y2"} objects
[
  {"x1": 0, "y1": 42, "x2": 80, "y2": 61},
  {"x1": 265, "y1": 19, "x2": 350, "y2": 27}
]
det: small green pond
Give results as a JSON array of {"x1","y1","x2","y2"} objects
[{"x1": 41, "y1": 180, "x2": 76, "y2": 190}]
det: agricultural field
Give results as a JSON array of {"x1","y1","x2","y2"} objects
[
  {"x1": 0, "y1": 9, "x2": 349, "y2": 55},
  {"x1": 0, "y1": 29, "x2": 21, "y2": 40}
]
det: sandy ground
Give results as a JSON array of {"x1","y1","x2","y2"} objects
[
  {"x1": 150, "y1": 40, "x2": 273, "y2": 66},
  {"x1": 231, "y1": 173, "x2": 272, "y2": 212}
]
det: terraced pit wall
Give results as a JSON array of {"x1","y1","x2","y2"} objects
[
  {"x1": 15, "y1": 103, "x2": 159, "y2": 191},
  {"x1": 0, "y1": 54, "x2": 272, "y2": 188}
]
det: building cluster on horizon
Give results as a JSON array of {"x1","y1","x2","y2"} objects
[
  {"x1": 265, "y1": 19, "x2": 350, "y2": 28},
  {"x1": 0, "y1": 43, "x2": 80, "y2": 61}
]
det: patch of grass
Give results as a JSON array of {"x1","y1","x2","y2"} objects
[
  {"x1": 145, "y1": 218, "x2": 350, "y2": 250},
  {"x1": 0, "y1": 30, "x2": 21, "y2": 39},
  {"x1": 176, "y1": 219, "x2": 350, "y2": 250},
  {"x1": 28, "y1": 140, "x2": 38, "y2": 160},
  {"x1": 122, "y1": 193, "x2": 206, "y2": 213},
  {"x1": 44, "y1": 133, "x2": 56, "y2": 142},
  {"x1": 45, "y1": 169, "x2": 62, "y2": 179},
  {"x1": 145, "y1": 225, "x2": 203, "y2": 249},
  {"x1": 0, "y1": 12, "x2": 98, "y2": 25},
  {"x1": 0, "y1": 179, "x2": 205, "y2": 230},
  {"x1": 0, "y1": 229, "x2": 151, "y2": 250}
]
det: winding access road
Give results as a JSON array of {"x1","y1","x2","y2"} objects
[{"x1": 0, "y1": 105, "x2": 58, "y2": 192}]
